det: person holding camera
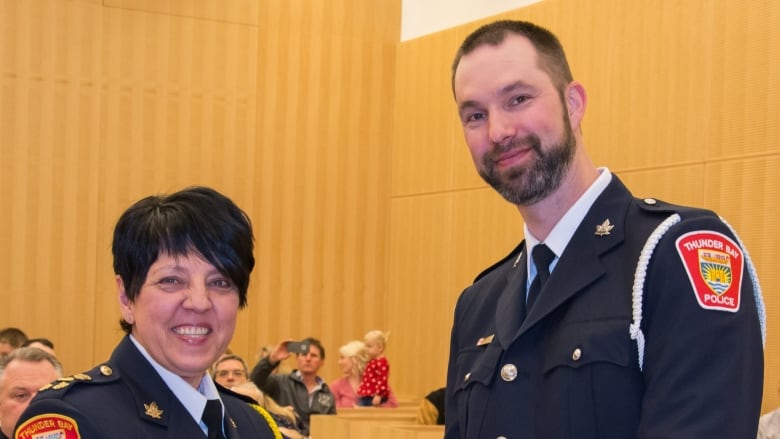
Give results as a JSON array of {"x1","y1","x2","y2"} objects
[{"x1": 249, "y1": 338, "x2": 336, "y2": 436}]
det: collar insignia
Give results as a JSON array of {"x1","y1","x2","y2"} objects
[
  {"x1": 595, "y1": 219, "x2": 614, "y2": 236},
  {"x1": 144, "y1": 401, "x2": 164, "y2": 419}
]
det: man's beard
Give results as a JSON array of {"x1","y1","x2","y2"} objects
[{"x1": 478, "y1": 118, "x2": 576, "y2": 206}]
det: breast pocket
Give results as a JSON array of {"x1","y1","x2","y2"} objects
[
  {"x1": 539, "y1": 319, "x2": 641, "y2": 437},
  {"x1": 453, "y1": 343, "x2": 503, "y2": 434}
]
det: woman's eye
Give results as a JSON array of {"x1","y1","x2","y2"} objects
[
  {"x1": 210, "y1": 278, "x2": 235, "y2": 290},
  {"x1": 154, "y1": 277, "x2": 185, "y2": 291},
  {"x1": 158, "y1": 278, "x2": 181, "y2": 285}
]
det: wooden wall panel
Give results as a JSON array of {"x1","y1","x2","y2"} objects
[
  {"x1": 0, "y1": 0, "x2": 399, "y2": 387},
  {"x1": 0, "y1": 0, "x2": 103, "y2": 374},
  {"x1": 391, "y1": 0, "x2": 780, "y2": 411},
  {"x1": 246, "y1": 0, "x2": 398, "y2": 381}
]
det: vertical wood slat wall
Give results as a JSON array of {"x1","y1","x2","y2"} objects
[
  {"x1": 389, "y1": 0, "x2": 780, "y2": 413},
  {"x1": 0, "y1": 0, "x2": 399, "y2": 387},
  {"x1": 1, "y1": 0, "x2": 779, "y2": 414}
]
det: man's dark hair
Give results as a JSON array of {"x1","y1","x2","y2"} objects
[
  {"x1": 21, "y1": 338, "x2": 54, "y2": 350},
  {"x1": 301, "y1": 337, "x2": 325, "y2": 360},
  {"x1": 451, "y1": 20, "x2": 573, "y2": 96},
  {"x1": 0, "y1": 327, "x2": 28, "y2": 347},
  {"x1": 112, "y1": 186, "x2": 255, "y2": 333}
]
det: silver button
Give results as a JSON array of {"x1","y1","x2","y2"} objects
[
  {"x1": 500, "y1": 364, "x2": 518, "y2": 382},
  {"x1": 497, "y1": 436, "x2": 508, "y2": 439},
  {"x1": 572, "y1": 348, "x2": 582, "y2": 361},
  {"x1": 464, "y1": 372, "x2": 470, "y2": 381},
  {"x1": 643, "y1": 198, "x2": 657, "y2": 205}
]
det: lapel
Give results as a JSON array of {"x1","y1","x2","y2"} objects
[
  {"x1": 110, "y1": 336, "x2": 207, "y2": 438},
  {"x1": 497, "y1": 177, "x2": 634, "y2": 345},
  {"x1": 495, "y1": 243, "x2": 528, "y2": 346}
]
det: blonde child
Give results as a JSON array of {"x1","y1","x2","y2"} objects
[{"x1": 356, "y1": 330, "x2": 391, "y2": 407}]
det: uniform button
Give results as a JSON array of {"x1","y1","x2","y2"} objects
[
  {"x1": 572, "y1": 348, "x2": 582, "y2": 361},
  {"x1": 497, "y1": 436, "x2": 508, "y2": 439},
  {"x1": 500, "y1": 364, "x2": 518, "y2": 382},
  {"x1": 643, "y1": 198, "x2": 657, "y2": 205},
  {"x1": 464, "y1": 372, "x2": 471, "y2": 382}
]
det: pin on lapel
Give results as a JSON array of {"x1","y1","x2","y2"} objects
[
  {"x1": 595, "y1": 219, "x2": 614, "y2": 236},
  {"x1": 513, "y1": 250, "x2": 524, "y2": 268},
  {"x1": 144, "y1": 401, "x2": 163, "y2": 419}
]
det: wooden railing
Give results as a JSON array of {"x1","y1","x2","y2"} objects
[{"x1": 309, "y1": 406, "x2": 444, "y2": 439}]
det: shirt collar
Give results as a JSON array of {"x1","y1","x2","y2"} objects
[
  {"x1": 129, "y1": 335, "x2": 220, "y2": 426},
  {"x1": 524, "y1": 167, "x2": 612, "y2": 276}
]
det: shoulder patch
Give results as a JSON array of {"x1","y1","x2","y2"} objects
[
  {"x1": 676, "y1": 231, "x2": 743, "y2": 312},
  {"x1": 15, "y1": 414, "x2": 82, "y2": 439}
]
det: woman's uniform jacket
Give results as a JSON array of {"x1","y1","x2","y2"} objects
[{"x1": 15, "y1": 336, "x2": 278, "y2": 439}]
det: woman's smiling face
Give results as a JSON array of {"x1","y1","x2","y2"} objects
[{"x1": 118, "y1": 251, "x2": 240, "y2": 388}]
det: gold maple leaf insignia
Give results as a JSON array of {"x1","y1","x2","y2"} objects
[
  {"x1": 595, "y1": 219, "x2": 614, "y2": 236},
  {"x1": 144, "y1": 402, "x2": 164, "y2": 419}
]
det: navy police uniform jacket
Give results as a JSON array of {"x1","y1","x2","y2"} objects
[
  {"x1": 445, "y1": 176, "x2": 764, "y2": 439},
  {"x1": 14, "y1": 336, "x2": 278, "y2": 439}
]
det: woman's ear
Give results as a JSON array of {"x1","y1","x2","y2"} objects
[{"x1": 117, "y1": 275, "x2": 135, "y2": 325}]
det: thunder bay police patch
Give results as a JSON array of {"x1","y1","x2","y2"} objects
[
  {"x1": 676, "y1": 231, "x2": 743, "y2": 312},
  {"x1": 15, "y1": 414, "x2": 82, "y2": 439}
]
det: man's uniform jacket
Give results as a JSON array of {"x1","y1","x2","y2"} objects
[
  {"x1": 445, "y1": 176, "x2": 764, "y2": 439},
  {"x1": 15, "y1": 336, "x2": 278, "y2": 439}
]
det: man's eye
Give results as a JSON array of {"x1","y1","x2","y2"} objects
[
  {"x1": 13, "y1": 392, "x2": 31, "y2": 401},
  {"x1": 465, "y1": 112, "x2": 486, "y2": 123},
  {"x1": 510, "y1": 95, "x2": 529, "y2": 106}
]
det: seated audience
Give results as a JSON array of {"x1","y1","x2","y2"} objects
[
  {"x1": 330, "y1": 340, "x2": 398, "y2": 408},
  {"x1": 0, "y1": 347, "x2": 62, "y2": 439},
  {"x1": 416, "y1": 386, "x2": 445, "y2": 425},
  {"x1": 250, "y1": 338, "x2": 336, "y2": 437},
  {"x1": 0, "y1": 329, "x2": 27, "y2": 360},
  {"x1": 212, "y1": 354, "x2": 249, "y2": 388},
  {"x1": 20, "y1": 338, "x2": 55, "y2": 358},
  {"x1": 758, "y1": 383, "x2": 780, "y2": 439},
  {"x1": 232, "y1": 381, "x2": 305, "y2": 439}
]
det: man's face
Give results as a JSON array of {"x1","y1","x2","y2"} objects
[
  {"x1": 0, "y1": 360, "x2": 60, "y2": 437},
  {"x1": 296, "y1": 345, "x2": 323, "y2": 376},
  {"x1": 0, "y1": 342, "x2": 14, "y2": 360},
  {"x1": 454, "y1": 34, "x2": 576, "y2": 206},
  {"x1": 213, "y1": 359, "x2": 248, "y2": 387}
]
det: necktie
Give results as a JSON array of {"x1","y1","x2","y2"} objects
[
  {"x1": 202, "y1": 399, "x2": 225, "y2": 439},
  {"x1": 526, "y1": 244, "x2": 555, "y2": 312}
]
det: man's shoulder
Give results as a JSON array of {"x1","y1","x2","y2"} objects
[{"x1": 472, "y1": 241, "x2": 524, "y2": 284}]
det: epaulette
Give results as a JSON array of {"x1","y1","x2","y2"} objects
[
  {"x1": 473, "y1": 241, "x2": 524, "y2": 283},
  {"x1": 37, "y1": 363, "x2": 120, "y2": 395},
  {"x1": 634, "y1": 197, "x2": 716, "y2": 218},
  {"x1": 217, "y1": 383, "x2": 258, "y2": 405}
]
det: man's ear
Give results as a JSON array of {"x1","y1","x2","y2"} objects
[{"x1": 565, "y1": 81, "x2": 587, "y2": 128}]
